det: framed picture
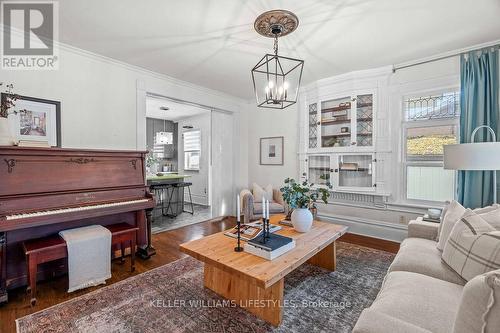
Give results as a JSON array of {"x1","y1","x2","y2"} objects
[
  {"x1": 1, "y1": 94, "x2": 61, "y2": 147},
  {"x1": 260, "y1": 136, "x2": 284, "y2": 165}
]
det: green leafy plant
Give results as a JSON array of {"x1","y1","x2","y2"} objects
[
  {"x1": 280, "y1": 178, "x2": 332, "y2": 209},
  {"x1": 0, "y1": 83, "x2": 18, "y2": 118},
  {"x1": 145, "y1": 148, "x2": 159, "y2": 168}
]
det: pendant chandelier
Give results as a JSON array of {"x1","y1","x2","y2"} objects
[{"x1": 251, "y1": 10, "x2": 304, "y2": 109}]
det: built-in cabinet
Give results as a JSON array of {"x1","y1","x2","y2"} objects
[
  {"x1": 308, "y1": 91, "x2": 375, "y2": 151},
  {"x1": 299, "y1": 69, "x2": 391, "y2": 197},
  {"x1": 307, "y1": 153, "x2": 376, "y2": 192}
]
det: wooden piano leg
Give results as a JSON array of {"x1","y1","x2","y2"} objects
[
  {"x1": 0, "y1": 232, "x2": 8, "y2": 304},
  {"x1": 136, "y1": 208, "x2": 156, "y2": 260}
]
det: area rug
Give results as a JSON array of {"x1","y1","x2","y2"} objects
[{"x1": 16, "y1": 242, "x2": 394, "y2": 333}]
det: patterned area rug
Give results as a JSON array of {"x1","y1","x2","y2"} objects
[{"x1": 16, "y1": 242, "x2": 394, "y2": 333}]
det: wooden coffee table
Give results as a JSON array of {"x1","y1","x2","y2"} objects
[{"x1": 180, "y1": 215, "x2": 348, "y2": 326}]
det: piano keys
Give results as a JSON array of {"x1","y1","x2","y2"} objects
[{"x1": 0, "y1": 146, "x2": 156, "y2": 304}]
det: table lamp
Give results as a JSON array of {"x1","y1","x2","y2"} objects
[{"x1": 443, "y1": 125, "x2": 500, "y2": 203}]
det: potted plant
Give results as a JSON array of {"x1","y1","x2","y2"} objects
[
  {"x1": 145, "y1": 148, "x2": 159, "y2": 175},
  {"x1": 280, "y1": 178, "x2": 332, "y2": 232},
  {"x1": 0, "y1": 83, "x2": 18, "y2": 146}
]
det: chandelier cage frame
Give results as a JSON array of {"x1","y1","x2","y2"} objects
[{"x1": 251, "y1": 9, "x2": 304, "y2": 110}]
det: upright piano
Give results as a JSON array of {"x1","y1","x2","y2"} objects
[{"x1": 0, "y1": 147, "x2": 156, "y2": 303}]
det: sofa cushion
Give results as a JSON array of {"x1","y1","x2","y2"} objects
[
  {"x1": 453, "y1": 269, "x2": 500, "y2": 333},
  {"x1": 442, "y1": 210, "x2": 499, "y2": 281},
  {"x1": 389, "y1": 238, "x2": 466, "y2": 285},
  {"x1": 253, "y1": 202, "x2": 284, "y2": 214},
  {"x1": 252, "y1": 183, "x2": 273, "y2": 202},
  {"x1": 371, "y1": 271, "x2": 463, "y2": 333},
  {"x1": 353, "y1": 309, "x2": 433, "y2": 333},
  {"x1": 437, "y1": 200, "x2": 466, "y2": 251}
]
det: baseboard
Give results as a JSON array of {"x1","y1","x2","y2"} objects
[
  {"x1": 317, "y1": 213, "x2": 407, "y2": 243},
  {"x1": 340, "y1": 233, "x2": 400, "y2": 254},
  {"x1": 184, "y1": 193, "x2": 208, "y2": 206}
]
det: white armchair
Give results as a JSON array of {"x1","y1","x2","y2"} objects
[{"x1": 240, "y1": 188, "x2": 286, "y2": 223}]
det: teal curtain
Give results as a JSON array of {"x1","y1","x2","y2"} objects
[{"x1": 457, "y1": 49, "x2": 499, "y2": 208}]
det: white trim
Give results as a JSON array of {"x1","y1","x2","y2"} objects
[
  {"x1": 393, "y1": 39, "x2": 500, "y2": 71},
  {"x1": 318, "y1": 213, "x2": 406, "y2": 243}
]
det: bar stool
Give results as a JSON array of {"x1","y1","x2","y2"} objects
[{"x1": 175, "y1": 182, "x2": 195, "y2": 215}]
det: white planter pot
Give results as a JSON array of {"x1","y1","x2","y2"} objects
[
  {"x1": 0, "y1": 118, "x2": 15, "y2": 146},
  {"x1": 291, "y1": 208, "x2": 313, "y2": 233}
]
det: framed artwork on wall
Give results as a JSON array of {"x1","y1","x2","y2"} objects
[
  {"x1": 1, "y1": 94, "x2": 61, "y2": 147},
  {"x1": 260, "y1": 136, "x2": 284, "y2": 165}
]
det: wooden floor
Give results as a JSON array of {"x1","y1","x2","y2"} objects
[{"x1": 0, "y1": 217, "x2": 399, "y2": 333}]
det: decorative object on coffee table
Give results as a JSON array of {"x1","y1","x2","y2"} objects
[
  {"x1": 280, "y1": 178, "x2": 332, "y2": 232},
  {"x1": 234, "y1": 194, "x2": 243, "y2": 252},
  {"x1": 1, "y1": 93, "x2": 61, "y2": 147}
]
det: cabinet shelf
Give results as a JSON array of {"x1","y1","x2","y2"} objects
[
  {"x1": 322, "y1": 133, "x2": 351, "y2": 138},
  {"x1": 339, "y1": 168, "x2": 369, "y2": 172},
  {"x1": 321, "y1": 118, "x2": 349, "y2": 125},
  {"x1": 357, "y1": 102, "x2": 373, "y2": 108},
  {"x1": 321, "y1": 105, "x2": 350, "y2": 113},
  {"x1": 321, "y1": 117, "x2": 372, "y2": 125}
]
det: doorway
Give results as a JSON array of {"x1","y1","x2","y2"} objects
[{"x1": 145, "y1": 94, "x2": 213, "y2": 233}]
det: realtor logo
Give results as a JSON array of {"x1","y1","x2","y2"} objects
[{"x1": 1, "y1": 1, "x2": 59, "y2": 70}]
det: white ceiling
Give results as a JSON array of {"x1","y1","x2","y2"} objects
[
  {"x1": 59, "y1": 0, "x2": 500, "y2": 99},
  {"x1": 146, "y1": 96, "x2": 208, "y2": 121}
]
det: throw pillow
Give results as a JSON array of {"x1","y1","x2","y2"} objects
[
  {"x1": 452, "y1": 269, "x2": 500, "y2": 333},
  {"x1": 442, "y1": 210, "x2": 499, "y2": 281},
  {"x1": 437, "y1": 200, "x2": 451, "y2": 241},
  {"x1": 252, "y1": 183, "x2": 273, "y2": 203},
  {"x1": 437, "y1": 200, "x2": 466, "y2": 251},
  {"x1": 479, "y1": 205, "x2": 500, "y2": 230}
]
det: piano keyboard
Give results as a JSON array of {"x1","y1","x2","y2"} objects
[{"x1": 5, "y1": 199, "x2": 151, "y2": 220}]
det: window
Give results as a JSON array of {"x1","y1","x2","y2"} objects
[
  {"x1": 183, "y1": 130, "x2": 201, "y2": 171},
  {"x1": 403, "y1": 91, "x2": 460, "y2": 203}
]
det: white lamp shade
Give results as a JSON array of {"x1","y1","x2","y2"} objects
[{"x1": 444, "y1": 142, "x2": 500, "y2": 170}]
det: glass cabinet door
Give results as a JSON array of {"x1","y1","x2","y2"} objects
[
  {"x1": 321, "y1": 96, "x2": 352, "y2": 148},
  {"x1": 355, "y1": 94, "x2": 373, "y2": 147},
  {"x1": 308, "y1": 103, "x2": 319, "y2": 149},
  {"x1": 336, "y1": 154, "x2": 374, "y2": 190},
  {"x1": 308, "y1": 155, "x2": 331, "y2": 186}
]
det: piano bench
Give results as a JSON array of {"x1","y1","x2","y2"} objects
[{"x1": 22, "y1": 223, "x2": 138, "y2": 307}]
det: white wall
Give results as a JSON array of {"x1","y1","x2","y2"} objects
[
  {"x1": 247, "y1": 104, "x2": 300, "y2": 189},
  {"x1": 0, "y1": 43, "x2": 247, "y2": 151},
  {"x1": 177, "y1": 112, "x2": 211, "y2": 206}
]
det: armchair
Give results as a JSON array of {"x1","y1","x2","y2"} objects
[{"x1": 240, "y1": 187, "x2": 286, "y2": 223}]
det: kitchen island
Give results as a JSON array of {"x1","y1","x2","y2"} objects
[{"x1": 147, "y1": 174, "x2": 192, "y2": 217}]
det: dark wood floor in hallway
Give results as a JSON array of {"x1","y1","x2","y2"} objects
[{"x1": 0, "y1": 217, "x2": 399, "y2": 333}]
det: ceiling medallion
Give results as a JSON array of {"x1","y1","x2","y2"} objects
[
  {"x1": 251, "y1": 10, "x2": 304, "y2": 110},
  {"x1": 254, "y1": 10, "x2": 299, "y2": 38}
]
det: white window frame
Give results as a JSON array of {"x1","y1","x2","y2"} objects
[
  {"x1": 183, "y1": 129, "x2": 201, "y2": 171},
  {"x1": 401, "y1": 88, "x2": 460, "y2": 206}
]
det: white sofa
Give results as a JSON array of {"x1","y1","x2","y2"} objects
[{"x1": 353, "y1": 218, "x2": 500, "y2": 333}]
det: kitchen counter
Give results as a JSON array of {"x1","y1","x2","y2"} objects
[{"x1": 146, "y1": 174, "x2": 191, "y2": 181}]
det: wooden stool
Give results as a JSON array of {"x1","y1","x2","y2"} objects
[{"x1": 23, "y1": 223, "x2": 138, "y2": 306}]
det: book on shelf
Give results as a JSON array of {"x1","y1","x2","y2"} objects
[
  {"x1": 17, "y1": 140, "x2": 50, "y2": 148},
  {"x1": 223, "y1": 221, "x2": 281, "y2": 241},
  {"x1": 244, "y1": 233, "x2": 295, "y2": 260}
]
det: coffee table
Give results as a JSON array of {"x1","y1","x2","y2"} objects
[{"x1": 179, "y1": 215, "x2": 348, "y2": 326}]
